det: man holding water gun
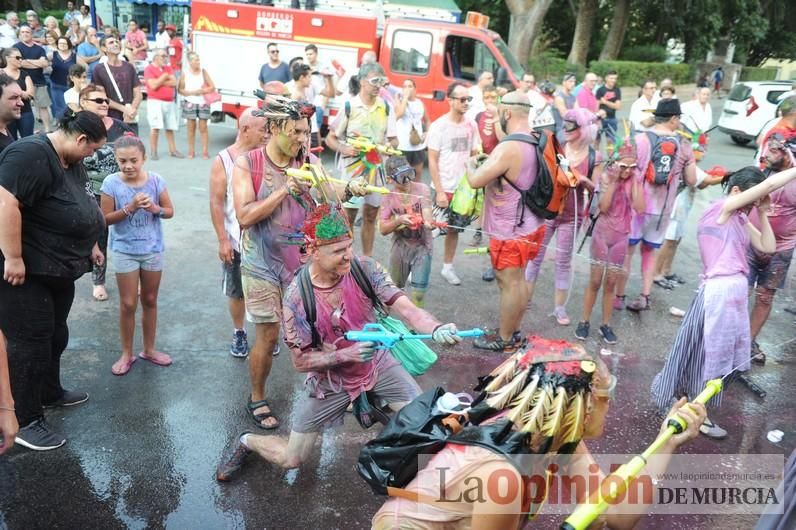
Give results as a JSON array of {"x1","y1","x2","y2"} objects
[{"x1": 216, "y1": 204, "x2": 465, "y2": 482}]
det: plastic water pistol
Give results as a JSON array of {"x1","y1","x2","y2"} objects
[
  {"x1": 560, "y1": 379, "x2": 723, "y2": 530},
  {"x1": 396, "y1": 212, "x2": 448, "y2": 231},
  {"x1": 286, "y1": 164, "x2": 390, "y2": 195},
  {"x1": 344, "y1": 323, "x2": 485, "y2": 349},
  {"x1": 347, "y1": 135, "x2": 402, "y2": 157},
  {"x1": 463, "y1": 247, "x2": 490, "y2": 255}
]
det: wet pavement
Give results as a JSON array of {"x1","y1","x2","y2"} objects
[{"x1": 1, "y1": 95, "x2": 793, "y2": 529}]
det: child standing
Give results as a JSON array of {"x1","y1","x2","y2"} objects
[
  {"x1": 100, "y1": 135, "x2": 174, "y2": 376},
  {"x1": 379, "y1": 156, "x2": 434, "y2": 307},
  {"x1": 576, "y1": 137, "x2": 644, "y2": 344}
]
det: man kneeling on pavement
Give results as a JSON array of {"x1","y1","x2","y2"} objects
[{"x1": 216, "y1": 205, "x2": 462, "y2": 480}]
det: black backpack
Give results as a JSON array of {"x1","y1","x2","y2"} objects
[
  {"x1": 357, "y1": 387, "x2": 530, "y2": 496},
  {"x1": 644, "y1": 131, "x2": 680, "y2": 186}
]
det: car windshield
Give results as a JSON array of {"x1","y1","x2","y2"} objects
[
  {"x1": 493, "y1": 37, "x2": 524, "y2": 81},
  {"x1": 728, "y1": 84, "x2": 752, "y2": 102}
]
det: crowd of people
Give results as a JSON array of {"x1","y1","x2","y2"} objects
[{"x1": 0, "y1": 7, "x2": 795, "y2": 527}]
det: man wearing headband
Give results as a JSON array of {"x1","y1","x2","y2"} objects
[
  {"x1": 216, "y1": 205, "x2": 462, "y2": 481},
  {"x1": 326, "y1": 62, "x2": 397, "y2": 257},
  {"x1": 469, "y1": 91, "x2": 546, "y2": 353},
  {"x1": 379, "y1": 155, "x2": 434, "y2": 307},
  {"x1": 231, "y1": 97, "x2": 321, "y2": 431}
]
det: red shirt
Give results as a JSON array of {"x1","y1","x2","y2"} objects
[
  {"x1": 143, "y1": 64, "x2": 175, "y2": 102},
  {"x1": 168, "y1": 37, "x2": 183, "y2": 72}
]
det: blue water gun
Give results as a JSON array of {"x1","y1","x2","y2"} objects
[{"x1": 344, "y1": 323, "x2": 484, "y2": 349}]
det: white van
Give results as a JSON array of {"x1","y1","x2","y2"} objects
[{"x1": 717, "y1": 81, "x2": 792, "y2": 145}]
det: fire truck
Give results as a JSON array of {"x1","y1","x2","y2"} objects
[{"x1": 191, "y1": 0, "x2": 525, "y2": 122}]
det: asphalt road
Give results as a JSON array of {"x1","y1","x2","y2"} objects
[{"x1": 0, "y1": 93, "x2": 793, "y2": 530}]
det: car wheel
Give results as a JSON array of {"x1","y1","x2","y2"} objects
[{"x1": 731, "y1": 135, "x2": 751, "y2": 146}]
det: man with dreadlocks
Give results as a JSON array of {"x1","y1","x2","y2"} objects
[
  {"x1": 216, "y1": 204, "x2": 463, "y2": 481},
  {"x1": 232, "y1": 96, "x2": 367, "y2": 430},
  {"x1": 370, "y1": 338, "x2": 706, "y2": 528}
]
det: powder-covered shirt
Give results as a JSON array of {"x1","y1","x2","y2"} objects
[
  {"x1": 697, "y1": 199, "x2": 750, "y2": 279},
  {"x1": 101, "y1": 171, "x2": 167, "y2": 255},
  {"x1": 633, "y1": 130, "x2": 695, "y2": 217},
  {"x1": 238, "y1": 148, "x2": 312, "y2": 287},
  {"x1": 332, "y1": 95, "x2": 397, "y2": 180},
  {"x1": 595, "y1": 171, "x2": 635, "y2": 235},
  {"x1": 426, "y1": 114, "x2": 480, "y2": 193},
  {"x1": 282, "y1": 257, "x2": 404, "y2": 400},
  {"x1": 379, "y1": 182, "x2": 433, "y2": 249},
  {"x1": 748, "y1": 179, "x2": 796, "y2": 252},
  {"x1": 558, "y1": 148, "x2": 601, "y2": 223}
]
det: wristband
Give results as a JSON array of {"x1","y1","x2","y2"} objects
[
  {"x1": 122, "y1": 205, "x2": 132, "y2": 217},
  {"x1": 157, "y1": 207, "x2": 166, "y2": 218}
]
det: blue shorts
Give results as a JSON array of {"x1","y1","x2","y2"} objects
[
  {"x1": 629, "y1": 213, "x2": 667, "y2": 249},
  {"x1": 113, "y1": 251, "x2": 164, "y2": 274}
]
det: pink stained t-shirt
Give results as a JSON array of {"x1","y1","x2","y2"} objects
[
  {"x1": 697, "y1": 199, "x2": 750, "y2": 279},
  {"x1": 482, "y1": 135, "x2": 543, "y2": 239},
  {"x1": 633, "y1": 130, "x2": 695, "y2": 217},
  {"x1": 595, "y1": 175, "x2": 634, "y2": 235},
  {"x1": 748, "y1": 179, "x2": 796, "y2": 252},
  {"x1": 576, "y1": 85, "x2": 599, "y2": 113},
  {"x1": 558, "y1": 149, "x2": 602, "y2": 222},
  {"x1": 379, "y1": 181, "x2": 433, "y2": 249}
]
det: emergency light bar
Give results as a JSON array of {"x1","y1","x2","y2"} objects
[{"x1": 465, "y1": 11, "x2": 489, "y2": 29}]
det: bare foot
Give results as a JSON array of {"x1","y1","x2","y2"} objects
[{"x1": 93, "y1": 285, "x2": 108, "y2": 301}]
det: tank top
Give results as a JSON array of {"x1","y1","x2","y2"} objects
[
  {"x1": 482, "y1": 135, "x2": 542, "y2": 239},
  {"x1": 182, "y1": 68, "x2": 205, "y2": 105},
  {"x1": 218, "y1": 148, "x2": 240, "y2": 252},
  {"x1": 697, "y1": 199, "x2": 750, "y2": 279}
]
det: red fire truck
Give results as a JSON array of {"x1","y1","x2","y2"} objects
[{"x1": 191, "y1": 0, "x2": 525, "y2": 122}]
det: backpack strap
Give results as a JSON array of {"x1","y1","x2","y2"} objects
[
  {"x1": 345, "y1": 100, "x2": 351, "y2": 119},
  {"x1": 498, "y1": 132, "x2": 539, "y2": 147},
  {"x1": 350, "y1": 257, "x2": 387, "y2": 317},
  {"x1": 587, "y1": 146, "x2": 596, "y2": 181}
]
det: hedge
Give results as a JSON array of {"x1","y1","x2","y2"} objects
[
  {"x1": 739, "y1": 67, "x2": 779, "y2": 82},
  {"x1": 588, "y1": 61, "x2": 694, "y2": 87},
  {"x1": 620, "y1": 45, "x2": 668, "y2": 63}
]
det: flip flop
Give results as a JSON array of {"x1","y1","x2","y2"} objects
[
  {"x1": 138, "y1": 351, "x2": 173, "y2": 366},
  {"x1": 247, "y1": 398, "x2": 280, "y2": 430},
  {"x1": 112, "y1": 356, "x2": 137, "y2": 376}
]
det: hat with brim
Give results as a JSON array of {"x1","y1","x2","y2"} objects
[
  {"x1": 165, "y1": 24, "x2": 176, "y2": 31},
  {"x1": 653, "y1": 98, "x2": 682, "y2": 117}
]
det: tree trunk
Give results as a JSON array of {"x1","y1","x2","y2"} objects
[
  {"x1": 28, "y1": 0, "x2": 44, "y2": 12},
  {"x1": 506, "y1": 0, "x2": 555, "y2": 67},
  {"x1": 566, "y1": 0, "x2": 598, "y2": 66},
  {"x1": 598, "y1": 0, "x2": 631, "y2": 61}
]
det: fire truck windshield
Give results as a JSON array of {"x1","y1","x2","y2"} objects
[{"x1": 493, "y1": 37, "x2": 525, "y2": 82}]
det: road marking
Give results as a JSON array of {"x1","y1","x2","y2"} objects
[{"x1": 189, "y1": 186, "x2": 207, "y2": 192}]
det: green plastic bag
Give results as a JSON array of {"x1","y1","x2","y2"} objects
[
  {"x1": 449, "y1": 172, "x2": 484, "y2": 218},
  {"x1": 378, "y1": 316, "x2": 437, "y2": 376}
]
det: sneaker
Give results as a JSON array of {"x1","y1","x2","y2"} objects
[
  {"x1": 553, "y1": 306, "x2": 571, "y2": 326},
  {"x1": 613, "y1": 295, "x2": 626, "y2": 311},
  {"x1": 665, "y1": 273, "x2": 687, "y2": 285},
  {"x1": 574, "y1": 321, "x2": 590, "y2": 341},
  {"x1": 481, "y1": 267, "x2": 495, "y2": 282},
  {"x1": 216, "y1": 433, "x2": 253, "y2": 482},
  {"x1": 440, "y1": 267, "x2": 462, "y2": 286},
  {"x1": 626, "y1": 295, "x2": 650, "y2": 312},
  {"x1": 699, "y1": 419, "x2": 728, "y2": 439},
  {"x1": 750, "y1": 340, "x2": 766, "y2": 365},
  {"x1": 653, "y1": 277, "x2": 676, "y2": 290},
  {"x1": 15, "y1": 419, "x2": 66, "y2": 451},
  {"x1": 230, "y1": 330, "x2": 249, "y2": 358},
  {"x1": 43, "y1": 389, "x2": 89, "y2": 408},
  {"x1": 273, "y1": 340, "x2": 281, "y2": 357},
  {"x1": 599, "y1": 325, "x2": 618, "y2": 345},
  {"x1": 469, "y1": 229, "x2": 483, "y2": 247}
]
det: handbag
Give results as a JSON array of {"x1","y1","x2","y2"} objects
[
  {"x1": 201, "y1": 68, "x2": 221, "y2": 104},
  {"x1": 409, "y1": 124, "x2": 422, "y2": 146}
]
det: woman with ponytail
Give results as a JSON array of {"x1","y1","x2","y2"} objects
[
  {"x1": 651, "y1": 165, "x2": 796, "y2": 439},
  {"x1": 0, "y1": 110, "x2": 106, "y2": 450}
]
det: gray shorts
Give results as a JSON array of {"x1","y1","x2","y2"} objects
[
  {"x1": 34, "y1": 85, "x2": 51, "y2": 108},
  {"x1": 113, "y1": 251, "x2": 164, "y2": 273},
  {"x1": 222, "y1": 250, "x2": 243, "y2": 299},
  {"x1": 291, "y1": 363, "x2": 421, "y2": 433}
]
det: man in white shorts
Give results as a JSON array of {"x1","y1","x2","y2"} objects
[{"x1": 143, "y1": 49, "x2": 183, "y2": 159}]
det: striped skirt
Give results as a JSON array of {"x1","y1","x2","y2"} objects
[{"x1": 650, "y1": 275, "x2": 750, "y2": 411}]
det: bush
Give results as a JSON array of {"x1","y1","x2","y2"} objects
[
  {"x1": 620, "y1": 45, "x2": 668, "y2": 63},
  {"x1": 739, "y1": 67, "x2": 779, "y2": 82},
  {"x1": 527, "y1": 54, "x2": 586, "y2": 83},
  {"x1": 588, "y1": 60, "x2": 694, "y2": 87}
]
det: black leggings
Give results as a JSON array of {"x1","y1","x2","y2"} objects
[{"x1": 0, "y1": 274, "x2": 75, "y2": 426}]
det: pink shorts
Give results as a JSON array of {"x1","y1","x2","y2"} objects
[{"x1": 591, "y1": 225, "x2": 628, "y2": 268}]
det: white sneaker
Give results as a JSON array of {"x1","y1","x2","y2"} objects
[
  {"x1": 699, "y1": 419, "x2": 727, "y2": 439},
  {"x1": 440, "y1": 267, "x2": 462, "y2": 286}
]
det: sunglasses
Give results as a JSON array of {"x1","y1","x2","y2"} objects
[
  {"x1": 367, "y1": 76, "x2": 388, "y2": 87},
  {"x1": 269, "y1": 49, "x2": 279, "y2": 54},
  {"x1": 616, "y1": 162, "x2": 638, "y2": 170},
  {"x1": 451, "y1": 96, "x2": 473, "y2": 103},
  {"x1": 11, "y1": 55, "x2": 22, "y2": 60},
  {"x1": 84, "y1": 97, "x2": 110, "y2": 104},
  {"x1": 563, "y1": 121, "x2": 580, "y2": 132}
]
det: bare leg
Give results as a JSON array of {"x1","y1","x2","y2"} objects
[
  {"x1": 601, "y1": 269, "x2": 621, "y2": 325},
  {"x1": 443, "y1": 231, "x2": 459, "y2": 265},
  {"x1": 165, "y1": 130, "x2": 178, "y2": 154},
  {"x1": 229, "y1": 297, "x2": 245, "y2": 330},
  {"x1": 639, "y1": 244, "x2": 657, "y2": 296},
  {"x1": 654, "y1": 239, "x2": 677, "y2": 278},
  {"x1": 554, "y1": 288, "x2": 568, "y2": 308},
  {"x1": 39, "y1": 106, "x2": 51, "y2": 132},
  {"x1": 615, "y1": 243, "x2": 637, "y2": 297},
  {"x1": 116, "y1": 270, "x2": 140, "y2": 359},
  {"x1": 186, "y1": 119, "x2": 196, "y2": 157},
  {"x1": 345, "y1": 206, "x2": 358, "y2": 229},
  {"x1": 495, "y1": 266, "x2": 528, "y2": 341},
  {"x1": 750, "y1": 287, "x2": 776, "y2": 340},
  {"x1": 139, "y1": 269, "x2": 163, "y2": 355},
  {"x1": 245, "y1": 430, "x2": 319, "y2": 469},
  {"x1": 150, "y1": 128, "x2": 160, "y2": 156},
  {"x1": 581, "y1": 265, "x2": 605, "y2": 322},
  {"x1": 361, "y1": 203, "x2": 379, "y2": 257},
  {"x1": 249, "y1": 321, "x2": 279, "y2": 428},
  {"x1": 199, "y1": 119, "x2": 209, "y2": 157}
]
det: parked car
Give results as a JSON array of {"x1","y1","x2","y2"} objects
[{"x1": 717, "y1": 80, "x2": 792, "y2": 145}]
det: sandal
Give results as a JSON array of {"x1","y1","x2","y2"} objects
[
  {"x1": 138, "y1": 351, "x2": 172, "y2": 366},
  {"x1": 247, "y1": 398, "x2": 280, "y2": 430},
  {"x1": 111, "y1": 356, "x2": 136, "y2": 376}
]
